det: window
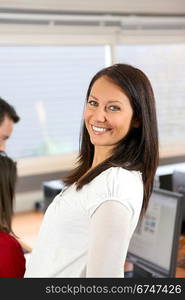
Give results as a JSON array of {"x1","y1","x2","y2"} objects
[
  {"x1": 0, "y1": 46, "x2": 106, "y2": 158},
  {"x1": 1, "y1": 43, "x2": 184, "y2": 162},
  {"x1": 117, "y1": 43, "x2": 185, "y2": 158}
]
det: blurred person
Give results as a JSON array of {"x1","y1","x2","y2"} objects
[
  {"x1": 25, "y1": 63, "x2": 159, "y2": 278},
  {"x1": 0, "y1": 97, "x2": 20, "y2": 151},
  {"x1": 0, "y1": 152, "x2": 25, "y2": 278}
]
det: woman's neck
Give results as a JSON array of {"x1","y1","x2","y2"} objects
[
  {"x1": 78, "y1": 147, "x2": 112, "y2": 183},
  {"x1": 91, "y1": 146, "x2": 113, "y2": 169}
]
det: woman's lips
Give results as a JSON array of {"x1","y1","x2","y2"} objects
[{"x1": 91, "y1": 125, "x2": 112, "y2": 135}]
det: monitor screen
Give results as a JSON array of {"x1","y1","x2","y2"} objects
[{"x1": 127, "y1": 188, "x2": 183, "y2": 278}]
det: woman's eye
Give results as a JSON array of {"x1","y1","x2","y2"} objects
[
  {"x1": 87, "y1": 100, "x2": 98, "y2": 107},
  {"x1": 108, "y1": 105, "x2": 120, "y2": 111}
]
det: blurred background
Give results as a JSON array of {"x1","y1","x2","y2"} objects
[
  {"x1": 0, "y1": 0, "x2": 184, "y2": 212},
  {"x1": 0, "y1": 0, "x2": 185, "y2": 278}
]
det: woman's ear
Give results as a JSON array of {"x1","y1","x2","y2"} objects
[{"x1": 132, "y1": 118, "x2": 141, "y2": 128}]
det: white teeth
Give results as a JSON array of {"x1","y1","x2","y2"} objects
[{"x1": 92, "y1": 125, "x2": 108, "y2": 132}]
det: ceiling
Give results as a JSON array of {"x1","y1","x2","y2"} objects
[{"x1": 0, "y1": 0, "x2": 185, "y2": 16}]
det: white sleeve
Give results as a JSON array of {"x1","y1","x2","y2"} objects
[
  {"x1": 86, "y1": 200, "x2": 132, "y2": 278},
  {"x1": 84, "y1": 168, "x2": 143, "y2": 224}
]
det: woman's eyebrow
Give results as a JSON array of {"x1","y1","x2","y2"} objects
[
  {"x1": 89, "y1": 94, "x2": 99, "y2": 100},
  {"x1": 89, "y1": 94, "x2": 123, "y2": 104}
]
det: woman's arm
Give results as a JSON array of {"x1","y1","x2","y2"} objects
[{"x1": 86, "y1": 200, "x2": 132, "y2": 277}]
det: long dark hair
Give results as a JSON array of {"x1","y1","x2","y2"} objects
[
  {"x1": 64, "y1": 64, "x2": 159, "y2": 214},
  {"x1": 0, "y1": 153, "x2": 17, "y2": 234}
]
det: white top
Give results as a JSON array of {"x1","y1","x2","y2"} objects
[{"x1": 24, "y1": 167, "x2": 143, "y2": 278}]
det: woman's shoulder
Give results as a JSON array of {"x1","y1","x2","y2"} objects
[
  {"x1": 84, "y1": 167, "x2": 143, "y2": 218},
  {"x1": 87, "y1": 166, "x2": 143, "y2": 200},
  {"x1": 93, "y1": 166, "x2": 142, "y2": 186},
  {"x1": 0, "y1": 232, "x2": 24, "y2": 253}
]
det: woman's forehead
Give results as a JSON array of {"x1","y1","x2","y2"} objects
[{"x1": 89, "y1": 76, "x2": 131, "y2": 105}]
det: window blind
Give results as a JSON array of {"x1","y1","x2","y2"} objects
[
  {"x1": 117, "y1": 44, "x2": 185, "y2": 158},
  {"x1": 0, "y1": 46, "x2": 105, "y2": 158}
]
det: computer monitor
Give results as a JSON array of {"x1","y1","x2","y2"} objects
[
  {"x1": 156, "y1": 162, "x2": 185, "y2": 192},
  {"x1": 172, "y1": 171, "x2": 185, "y2": 195},
  {"x1": 42, "y1": 180, "x2": 64, "y2": 212},
  {"x1": 126, "y1": 188, "x2": 183, "y2": 278},
  {"x1": 172, "y1": 171, "x2": 185, "y2": 221}
]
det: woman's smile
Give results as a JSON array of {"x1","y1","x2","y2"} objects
[{"x1": 91, "y1": 125, "x2": 112, "y2": 135}]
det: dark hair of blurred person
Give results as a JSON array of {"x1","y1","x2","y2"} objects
[
  {"x1": 0, "y1": 152, "x2": 25, "y2": 278},
  {"x1": 0, "y1": 97, "x2": 20, "y2": 151}
]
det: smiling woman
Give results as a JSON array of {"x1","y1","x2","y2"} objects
[
  {"x1": 84, "y1": 76, "x2": 138, "y2": 165},
  {"x1": 24, "y1": 63, "x2": 159, "y2": 278}
]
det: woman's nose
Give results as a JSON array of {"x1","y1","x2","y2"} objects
[{"x1": 92, "y1": 106, "x2": 107, "y2": 123}]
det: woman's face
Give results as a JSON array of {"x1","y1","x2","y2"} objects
[{"x1": 84, "y1": 76, "x2": 135, "y2": 151}]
